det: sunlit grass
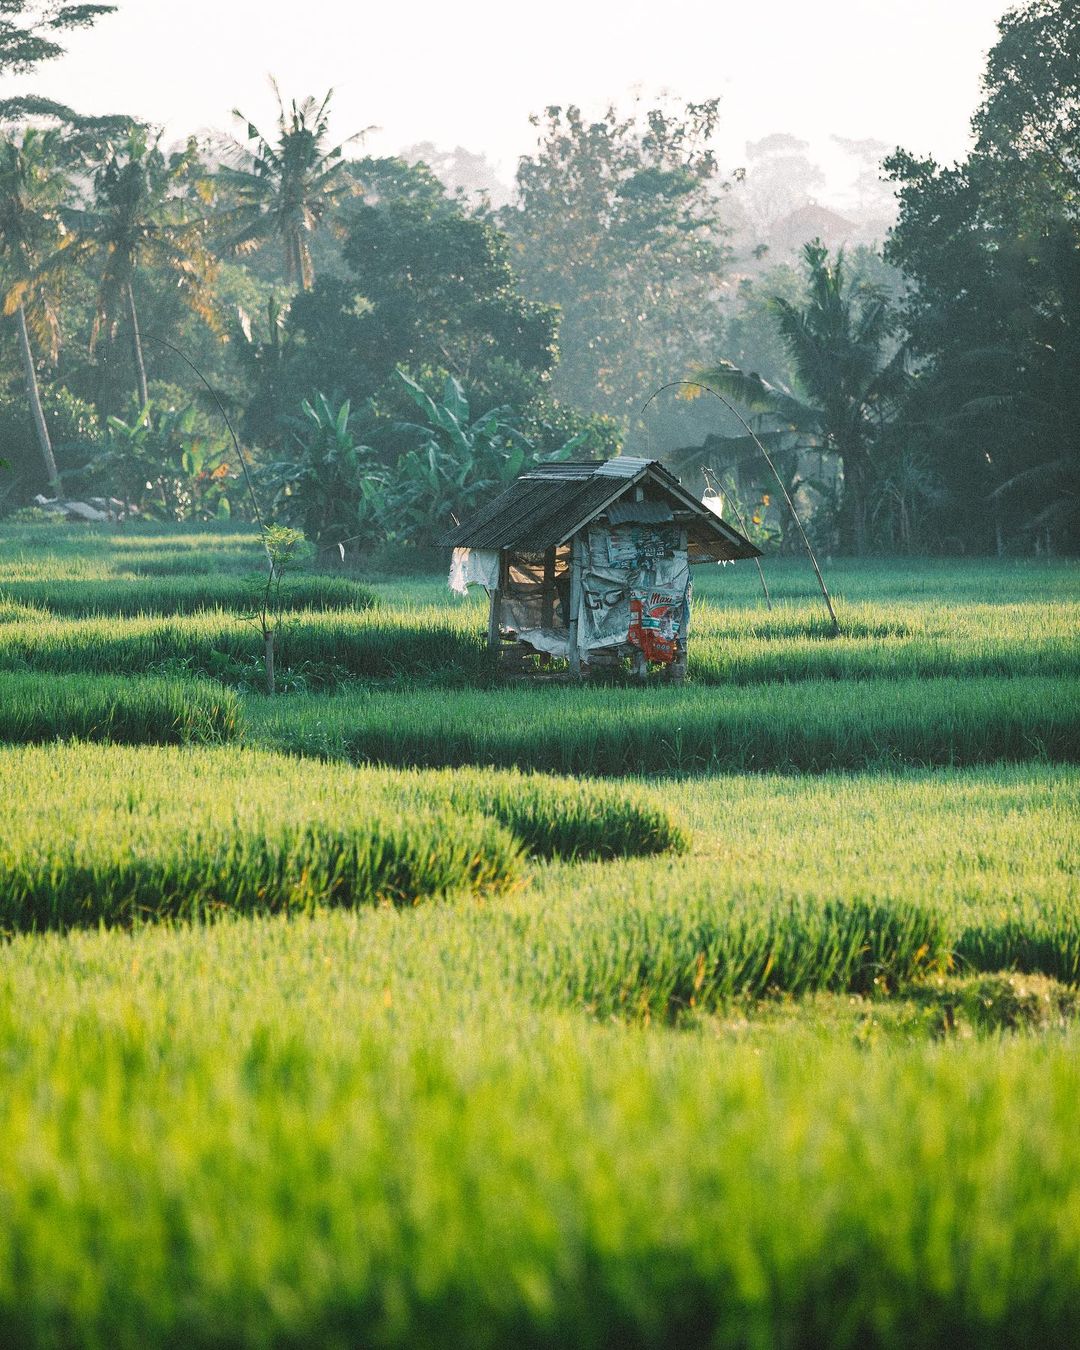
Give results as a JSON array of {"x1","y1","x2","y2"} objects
[
  {"x1": 0, "y1": 924, "x2": 1079, "y2": 1345},
  {"x1": 0, "y1": 745, "x2": 686, "y2": 932},
  {"x1": 0, "y1": 524, "x2": 1077, "y2": 1342}
]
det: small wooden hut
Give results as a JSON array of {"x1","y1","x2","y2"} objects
[{"x1": 439, "y1": 457, "x2": 761, "y2": 678}]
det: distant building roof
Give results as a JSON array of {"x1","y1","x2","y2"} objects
[
  {"x1": 768, "y1": 203, "x2": 857, "y2": 253},
  {"x1": 437, "y1": 457, "x2": 761, "y2": 559}
]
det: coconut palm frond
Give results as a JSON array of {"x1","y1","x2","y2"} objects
[
  {"x1": 989, "y1": 455, "x2": 1074, "y2": 498},
  {"x1": 218, "y1": 84, "x2": 364, "y2": 289},
  {"x1": 694, "y1": 360, "x2": 781, "y2": 414}
]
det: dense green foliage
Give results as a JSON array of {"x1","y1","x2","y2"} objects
[
  {"x1": 0, "y1": 1, "x2": 120, "y2": 131},
  {"x1": 0, "y1": 0, "x2": 1074, "y2": 557},
  {"x1": 884, "y1": 0, "x2": 1079, "y2": 553},
  {"x1": 502, "y1": 100, "x2": 729, "y2": 430},
  {"x1": 698, "y1": 241, "x2": 907, "y2": 555}
]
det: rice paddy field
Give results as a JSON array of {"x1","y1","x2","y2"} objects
[{"x1": 1, "y1": 518, "x2": 1078, "y2": 1347}]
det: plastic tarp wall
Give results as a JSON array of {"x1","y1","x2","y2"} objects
[
  {"x1": 579, "y1": 524, "x2": 690, "y2": 664},
  {"x1": 450, "y1": 529, "x2": 692, "y2": 665}
]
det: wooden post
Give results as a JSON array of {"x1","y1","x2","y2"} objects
[
  {"x1": 263, "y1": 629, "x2": 276, "y2": 695},
  {"x1": 487, "y1": 551, "x2": 504, "y2": 651},
  {"x1": 670, "y1": 528, "x2": 690, "y2": 684},
  {"x1": 670, "y1": 587, "x2": 691, "y2": 685},
  {"x1": 541, "y1": 547, "x2": 556, "y2": 628},
  {"x1": 568, "y1": 535, "x2": 583, "y2": 678}
]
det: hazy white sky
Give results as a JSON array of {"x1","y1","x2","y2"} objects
[{"x1": 7, "y1": 0, "x2": 1009, "y2": 191}]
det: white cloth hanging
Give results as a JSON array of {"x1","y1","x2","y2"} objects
[{"x1": 448, "y1": 548, "x2": 501, "y2": 595}]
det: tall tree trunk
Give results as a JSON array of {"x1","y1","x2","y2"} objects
[
  {"x1": 263, "y1": 628, "x2": 276, "y2": 695},
  {"x1": 291, "y1": 232, "x2": 310, "y2": 291},
  {"x1": 15, "y1": 303, "x2": 60, "y2": 497},
  {"x1": 839, "y1": 451, "x2": 869, "y2": 557},
  {"x1": 126, "y1": 280, "x2": 149, "y2": 408}
]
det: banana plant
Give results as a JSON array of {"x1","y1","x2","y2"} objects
[
  {"x1": 263, "y1": 391, "x2": 385, "y2": 545},
  {"x1": 391, "y1": 371, "x2": 582, "y2": 542},
  {"x1": 85, "y1": 399, "x2": 231, "y2": 519}
]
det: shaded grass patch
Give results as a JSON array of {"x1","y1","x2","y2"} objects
[
  {"x1": 252, "y1": 676, "x2": 1080, "y2": 775},
  {"x1": 0, "y1": 672, "x2": 241, "y2": 745},
  {"x1": 0, "y1": 745, "x2": 521, "y2": 931},
  {"x1": 0, "y1": 574, "x2": 377, "y2": 617},
  {"x1": 399, "y1": 765, "x2": 687, "y2": 859},
  {"x1": 0, "y1": 607, "x2": 489, "y2": 684}
]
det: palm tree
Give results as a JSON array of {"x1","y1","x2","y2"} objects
[
  {"x1": 219, "y1": 82, "x2": 366, "y2": 290},
  {"x1": 0, "y1": 128, "x2": 71, "y2": 495},
  {"x1": 698, "y1": 241, "x2": 906, "y2": 555},
  {"x1": 60, "y1": 126, "x2": 216, "y2": 408}
]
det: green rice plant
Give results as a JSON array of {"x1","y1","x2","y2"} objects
[
  {"x1": 0, "y1": 926, "x2": 1078, "y2": 1346},
  {"x1": 0, "y1": 745, "x2": 522, "y2": 931},
  {"x1": 0, "y1": 672, "x2": 241, "y2": 744},
  {"x1": 4, "y1": 598, "x2": 1073, "y2": 688},
  {"x1": 0, "y1": 528, "x2": 1075, "y2": 1342},
  {"x1": 0, "y1": 598, "x2": 47, "y2": 622},
  {"x1": 0, "y1": 746, "x2": 687, "y2": 931},
  {"x1": 0, "y1": 606, "x2": 490, "y2": 682},
  {"x1": 666, "y1": 765, "x2": 1078, "y2": 920},
  {"x1": 394, "y1": 766, "x2": 688, "y2": 859},
  {"x1": 512, "y1": 882, "x2": 947, "y2": 1017},
  {"x1": 627, "y1": 767, "x2": 1080, "y2": 993},
  {"x1": 0, "y1": 573, "x2": 376, "y2": 616},
  {"x1": 2, "y1": 523, "x2": 1075, "y2": 691},
  {"x1": 0, "y1": 521, "x2": 266, "y2": 578},
  {"x1": 691, "y1": 555, "x2": 1080, "y2": 606},
  {"x1": 3, "y1": 524, "x2": 1075, "y2": 604},
  {"x1": 252, "y1": 676, "x2": 1080, "y2": 775},
  {"x1": 686, "y1": 600, "x2": 1080, "y2": 684}
]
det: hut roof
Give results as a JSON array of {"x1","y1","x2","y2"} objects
[{"x1": 437, "y1": 457, "x2": 761, "y2": 559}]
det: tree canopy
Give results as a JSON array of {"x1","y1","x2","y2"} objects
[
  {"x1": 0, "y1": 2, "x2": 124, "y2": 133},
  {"x1": 220, "y1": 84, "x2": 365, "y2": 291},
  {"x1": 502, "y1": 100, "x2": 730, "y2": 427},
  {"x1": 886, "y1": 0, "x2": 1079, "y2": 550},
  {"x1": 0, "y1": 0, "x2": 1073, "y2": 557}
]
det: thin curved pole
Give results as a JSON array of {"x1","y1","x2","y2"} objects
[
  {"x1": 137, "y1": 331, "x2": 265, "y2": 535},
  {"x1": 641, "y1": 379, "x2": 839, "y2": 634},
  {"x1": 701, "y1": 465, "x2": 771, "y2": 611}
]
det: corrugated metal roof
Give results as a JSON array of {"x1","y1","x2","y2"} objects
[
  {"x1": 518, "y1": 462, "x2": 604, "y2": 481},
  {"x1": 595, "y1": 456, "x2": 653, "y2": 477},
  {"x1": 438, "y1": 458, "x2": 761, "y2": 559}
]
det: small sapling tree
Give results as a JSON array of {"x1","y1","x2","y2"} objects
[{"x1": 253, "y1": 523, "x2": 310, "y2": 694}]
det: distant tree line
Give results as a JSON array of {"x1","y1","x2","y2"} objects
[{"x1": 0, "y1": 0, "x2": 1074, "y2": 556}]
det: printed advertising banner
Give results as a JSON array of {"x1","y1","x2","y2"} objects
[{"x1": 578, "y1": 531, "x2": 690, "y2": 664}]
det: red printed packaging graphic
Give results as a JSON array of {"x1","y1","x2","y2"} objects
[{"x1": 628, "y1": 590, "x2": 680, "y2": 663}]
